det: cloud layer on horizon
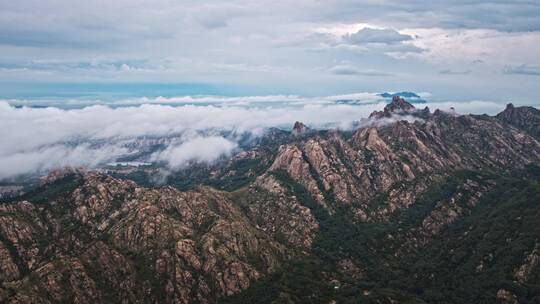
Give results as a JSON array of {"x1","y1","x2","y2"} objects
[{"x1": 0, "y1": 97, "x2": 509, "y2": 179}]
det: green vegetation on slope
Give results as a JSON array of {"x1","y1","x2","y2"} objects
[{"x1": 225, "y1": 166, "x2": 540, "y2": 303}]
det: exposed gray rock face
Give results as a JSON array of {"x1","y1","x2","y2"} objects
[
  {"x1": 292, "y1": 121, "x2": 310, "y2": 136},
  {"x1": 268, "y1": 103, "x2": 540, "y2": 222},
  {"x1": 496, "y1": 103, "x2": 540, "y2": 139},
  {"x1": 514, "y1": 244, "x2": 540, "y2": 283},
  {"x1": 0, "y1": 171, "x2": 316, "y2": 303},
  {"x1": 497, "y1": 289, "x2": 519, "y2": 304},
  {"x1": 270, "y1": 144, "x2": 328, "y2": 209},
  {"x1": 246, "y1": 174, "x2": 319, "y2": 250},
  {"x1": 369, "y1": 96, "x2": 416, "y2": 119}
]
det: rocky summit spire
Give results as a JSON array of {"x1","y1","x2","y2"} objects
[
  {"x1": 370, "y1": 96, "x2": 416, "y2": 119},
  {"x1": 496, "y1": 102, "x2": 540, "y2": 139},
  {"x1": 505, "y1": 103, "x2": 515, "y2": 110},
  {"x1": 292, "y1": 121, "x2": 310, "y2": 135},
  {"x1": 385, "y1": 96, "x2": 415, "y2": 112}
]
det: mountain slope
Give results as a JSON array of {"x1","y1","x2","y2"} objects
[
  {"x1": 0, "y1": 170, "x2": 318, "y2": 303},
  {"x1": 225, "y1": 166, "x2": 540, "y2": 304},
  {"x1": 270, "y1": 98, "x2": 539, "y2": 221},
  {"x1": 1, "y1": 98, "x2": 539, "y2": 303}
]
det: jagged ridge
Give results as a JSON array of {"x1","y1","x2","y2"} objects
[{"x1": 1, "y1": 98, "x2": 540, "y2": 303}]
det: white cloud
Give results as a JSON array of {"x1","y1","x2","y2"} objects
[
  {"x1": 401, "y1": 28, "x2": 540, "y2": 67},
  {"x1": 344, "y1": 28, "x2": 412, "y2": 44},
  {"x1": 0, "y1": 95, "x2": 518, "y2": 180},
  {"x1": 315, "y1": 25, "x2": 424, "y2": 57},
  {"x1": 329, "y1": 65, "x2": 392, "y2": 76},
  {"x1": 0, "y1": 144, "x2": 127, "y2": 180},
  {"x1": 113, "y1": 94, "x2": 306, "y2": 105},
  {"x1": 0, "y1": 98, "x2": 386, "y2": 179},
  {"x1": 150, "y1": 136, "x2": 237, "y2": 169},
  {"x1": 424, "y1": 100, "x2": 505, "y2": 115}
]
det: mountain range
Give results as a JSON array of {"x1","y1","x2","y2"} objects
[{"x1": 1, "y1": 97, "x2": 539, "y2": 303}]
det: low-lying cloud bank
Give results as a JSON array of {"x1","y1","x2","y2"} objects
[
  {"x1": 150, "y1": 136, "x2": 238, "y2": 170},
  {"x1": 0, "y1": 144, "x2": 128, "y2": 181},
  {"x1": 0, "y1": 96, "x2": 509, "y2": 180}
]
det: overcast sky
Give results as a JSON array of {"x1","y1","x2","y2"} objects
[
  {"x1": 0, "y1": 0, "x2": 540, "y2": 103},
  {"x1": 2, "y1": 1, "x2": 539, "y2": 179}
]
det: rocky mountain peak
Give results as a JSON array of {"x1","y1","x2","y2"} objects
[
  {"x1": 292, "y1": 121, "x2": 310, "y2": 135},
  {"x1": 496, "y1": 103, "x2": 540, "y2": 139},
  {"x1": 498, "y1": 103, "x2": 540, "y2": 118},
  {"x1": 370, "y1": 96, "x2": 416, "y2": 119},
  {"x1": 386, "y1": 96, "x2": 416, "y2": 112},
  {"x1": 39, "y1": 167, "x2": 85, "y2": 186}
]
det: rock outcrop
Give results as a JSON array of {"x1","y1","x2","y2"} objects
[
  {"x1": 369, "y1": 95, "x2": 416, "y2": 119},
  {"x1": 268, "y1": 103, "x2": 540, "y2": 221},
  {"x1": 291, "y1": 121, "x2": 310, "y2": 136},
  {"x1": 0, "y1": 171, "x2": 315, "y2": 303},
  {"x1": 496, "y1": 103, "x2": 540, "y2": 139}
]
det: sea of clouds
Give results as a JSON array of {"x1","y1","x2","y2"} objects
[{"x1": 0, "y1": 94, "x2": 507, "y2": 180}]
